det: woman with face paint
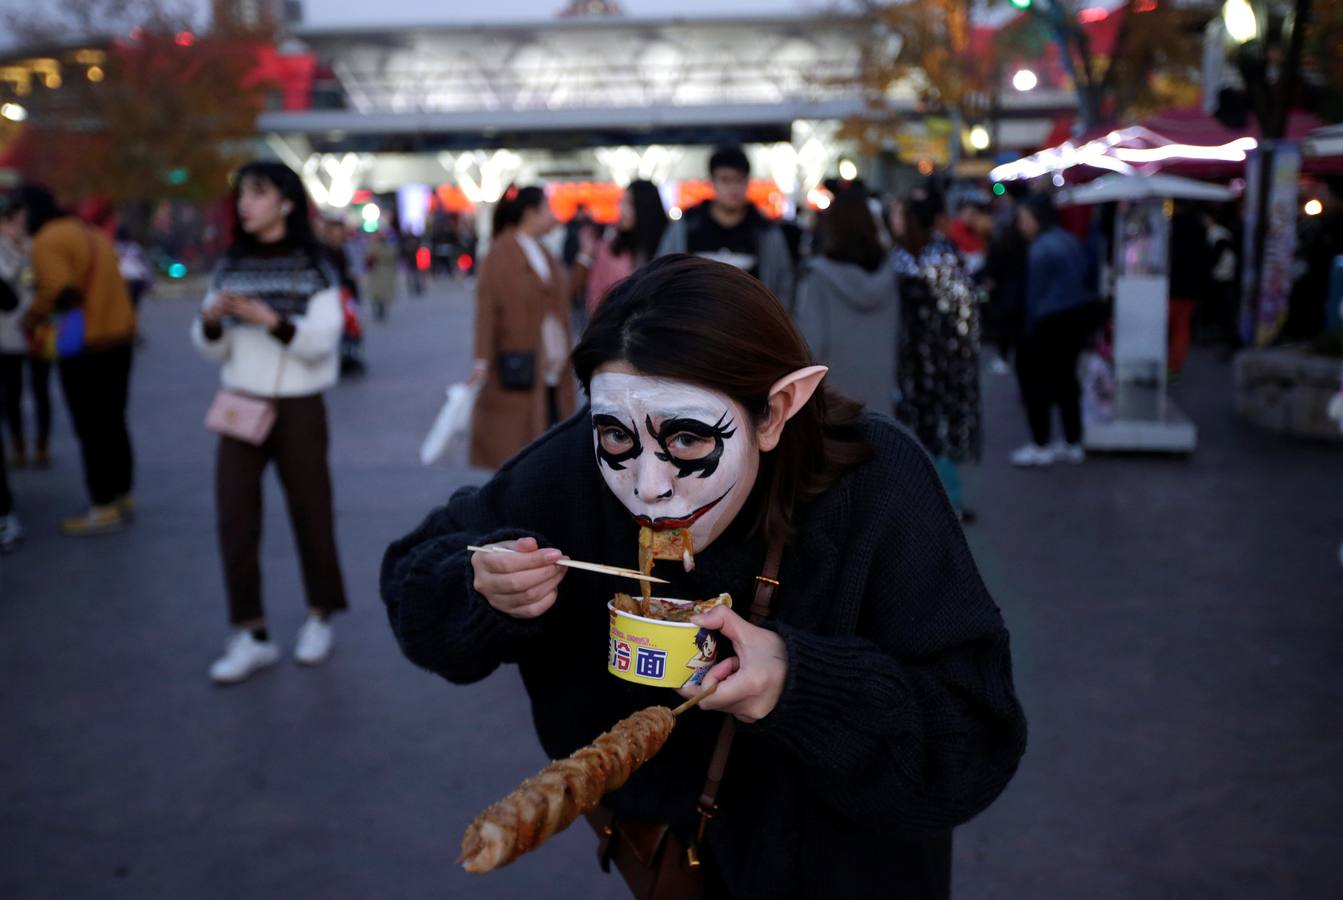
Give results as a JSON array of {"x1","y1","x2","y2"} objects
[{"x1": 382, "y1": 255, "x2": 1026, "y2": 899}]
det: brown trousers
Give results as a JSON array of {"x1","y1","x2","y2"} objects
[{"x1": 215, "y1": 394, "x2": 348, "y2": 626}]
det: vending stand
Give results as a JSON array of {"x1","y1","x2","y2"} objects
[{"x1": 1057, "y1": 174, "x2": 1236, "y2": 453}]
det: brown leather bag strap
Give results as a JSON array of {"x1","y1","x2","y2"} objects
[{"x1": 694, "y1": 536, "x2": 785, "y2": 819}]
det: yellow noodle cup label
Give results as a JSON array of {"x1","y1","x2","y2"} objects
[{"x1": 607, "y1": 600, "x2": 719, "y2": 688}]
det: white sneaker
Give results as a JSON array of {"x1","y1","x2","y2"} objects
[
  {"x1": 1010, "y1": 443, "x2": 1055, "y2": 467},
  {"x1": 0, "y1": 514, "x2": 23, "y2": 553},
  {"x1": 210, "y1": 632, "x2": 280, "y2": 684},
  {"x1": 1052, "y1": 442, "x2": 1086, "y2": 464},
  {"x1": 294, "y1": 616, "x2": 333, "y2": 666}
]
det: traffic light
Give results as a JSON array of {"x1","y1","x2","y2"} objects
[{"x1": 1010, "y1": 0, "x2": 1032, "y2": 9}]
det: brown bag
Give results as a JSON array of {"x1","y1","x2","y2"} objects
[{"x1": 586, "y1": 537, "x2": 785, "y2": 900}]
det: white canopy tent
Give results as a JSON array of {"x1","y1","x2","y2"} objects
[
  {"x1": 1304, "y1": 123, "x2": 1343, "y2": 159},
  {"x1": 1058, "y1": 173, "x2": 1237, "y2": 206}
]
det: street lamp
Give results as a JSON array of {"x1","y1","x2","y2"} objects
[
  {"x1": 0, "y1": 102, "x2": 27, "y2": 122},
  {"x1": 1222, "y1": 0, "x2": 1259, "y2": 43},
  {"x1": 968, "y1": 125, "x2": 991, "y2": 151},
  {"x1": 838, "y1": 159, "x2": 858, "y2": 180},
  {"x1": 1012, "y1": 69, "x2": 1038, "y2": 92}
]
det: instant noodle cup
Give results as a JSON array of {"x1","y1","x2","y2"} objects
[{"x1": 607, "y1": 599, "x2": 719, "y2": 689}]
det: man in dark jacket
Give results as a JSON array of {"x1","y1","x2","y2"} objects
[
  {"x1": 656, "y1": 146, "x2": 794, "y2": 306},
  {"x1": 1011, "y1": 193, "x2": 1092, "y2": 467}
]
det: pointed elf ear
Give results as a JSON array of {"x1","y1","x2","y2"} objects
[{"x1": 756, "y1": 366, "x2": 828, "y2": 452}]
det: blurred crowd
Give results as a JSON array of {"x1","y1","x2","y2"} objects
[{"x1": 2, "y1": 145, "x2": 1337, "y2": 678}]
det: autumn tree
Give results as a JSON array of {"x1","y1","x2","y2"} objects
[
  {"x1": 845, "y1": 0, "x2": 1205, "y2": 153},
  {"x1": 839, "y1": 0, "x2": 993, "y2": 157},
  {"x1": 2, "y1": 0, "x2": 271, "y2": 204}
]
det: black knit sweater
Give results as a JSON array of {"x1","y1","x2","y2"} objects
[{"x1": 381, "y1": 412, "x2": 1027, "y2": 899}]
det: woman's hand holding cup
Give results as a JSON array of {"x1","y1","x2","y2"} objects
[
  {"x1": 471, "y1": 537, "x2": 567, "y2": 620},
  {"x1": 677, "y1": 606, "x2": 789, "y2": 723}
]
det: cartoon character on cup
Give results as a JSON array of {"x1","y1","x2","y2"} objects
[{"x1": 682, "y1": 627, "x2": 718, "y2": 688}]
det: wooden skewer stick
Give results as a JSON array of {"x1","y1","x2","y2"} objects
[
  {"x1": 671, "y1": 682, "x2": 719, "y2": 717},
  {"x1": 465, "y1": 545, "x2": 670, "y2": 585}
]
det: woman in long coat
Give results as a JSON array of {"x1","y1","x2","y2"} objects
[{"x1": 470, "y1": 186, "x2": 577, "y2": 469}]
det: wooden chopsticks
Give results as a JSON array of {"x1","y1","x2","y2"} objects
[{"x1": 466, "y1": 545, "x2": 670, "y2": 585}]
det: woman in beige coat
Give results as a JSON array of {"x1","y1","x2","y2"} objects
[{"x1": 469, "y1": 186, "x2": 576, "y2": 469}]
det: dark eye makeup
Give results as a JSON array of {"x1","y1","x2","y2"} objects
[{"x1": 594, "y1": 414, "x2": 642, "y2": 471}]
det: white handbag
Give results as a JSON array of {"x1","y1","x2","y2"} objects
[{"x1": 420, "y1": 381, "x2": 482, "y2": 465}]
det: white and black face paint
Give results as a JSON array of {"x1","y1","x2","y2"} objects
[{"x1": 590, "y1": 371, "x2": 759, "y2": 552}]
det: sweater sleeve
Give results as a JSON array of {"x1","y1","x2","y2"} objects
[
  {"x1": 282, "y1": 285, "x2": 343, "y2": 363},
  {"x1": 759, "y1": 227, "x2": 795, "y2": 310},
  {"x1": 190, "y1": 291, "x2": 232, "y2": 362},
  {"x1": 380, "y1": 488, "x2": 551, "y2": 685},
  {"x1": 1025, "y1": 240, "x2": 1056, "y2": 325},
  {"x1": 793, "y1": 268, "x2": 828, "y2": 362},
  {"x1": 742, "y1": 438, "x2": 1027, "y2": 835},
  {"x1": 28, "y1": 226, "x2": 80, "y2": 319}
]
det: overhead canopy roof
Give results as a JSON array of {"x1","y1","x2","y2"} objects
[{"x1": 261, "y1": 13, "x2": 878, "y2": 152}]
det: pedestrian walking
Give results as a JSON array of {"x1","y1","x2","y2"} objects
[
  {"x1": 982, "y1": 198, "x2": 1029, "y2": 376},
  {"x1": 365, "y1": 230, "x2": 399, "y2": 323},
  {"x1": 468, "y1": 185, "x2": 576, "y2": 470},
  {"x1": 382, "y1": 255, "x2": 1026, "y2": 900},
  {"x1": 561, "y1": 201, "x2": 593, "y2": 269},
  {"x1": 191, "y1": 160, "x2": 349, "y2": 685},
  {"x1": 656, "y1": 145, "x2": 795, "y2": 306},
  {"x1": 400, "y1": 228, "x2": 425, "y2": 297},
  {"x1": 17, "y1": 184, "x2": 136, "y2": 535},
  {"x1": 0, "y1": 235, "x2": 22, "y2": 552},
  {"x1": 571, "y1": 179, "x2": 668, "y2": 318},
  {"x1": 946, "y1": 199, "x2": 988, "y2": 275},
  {"x1": 115, "y1": 227, "x2": 153, "y2": 312},
  {"x1": 0, "y1": 195, "x2": 52, "y2": 469},
  {"x1": 321, "y1": 218, "x2": 365, "y2": 376},
  {"x1": 1011, "y1": 193, "x2": 1093, "y2": 467},
  {"x1": 1201, "y1": 207, "x2": 1239, "y2": 352},
  {"x1": 888, "y1": 190, "x2": 982, "y2": 522},
  {"x1": 795, "y1": 187, "x2": 899, "y2": 414},
  {"x1": 1167, "y1": 202, "x2": 1209, "y2": 378}
]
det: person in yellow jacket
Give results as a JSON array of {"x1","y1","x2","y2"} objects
[{"x1": 18, "y1": 184, "x2": 136, "y2": 535}]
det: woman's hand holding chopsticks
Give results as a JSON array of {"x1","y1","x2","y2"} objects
[{"x1": 470, "y1": 537, "x2": 568, "y2": 619}]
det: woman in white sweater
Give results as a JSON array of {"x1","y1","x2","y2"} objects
[{"x1": 191, "y1": 161, "x2": 349, "y2": 685}]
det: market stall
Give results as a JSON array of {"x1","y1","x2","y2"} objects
[{"x1": 1058, "y1": 173, "x2": 1236, "y2": 453}]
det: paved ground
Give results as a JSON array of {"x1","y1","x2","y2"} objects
[{"x1": 1, "y1": 279, "x2": 1340, "y2": 899}]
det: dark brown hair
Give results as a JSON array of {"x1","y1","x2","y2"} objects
[
  {"x1": 571, "y1": 254, "x2": 874, "y2": 546},
  {"x1": 888, "y1": 188, "x2": 944, "y2": 256},
  {"x1": 491, "y1": 184, "x2": 546, "y2": 237},
  {"x1": 820, "y1": 189, "x2": 883, "y2": 272}
]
